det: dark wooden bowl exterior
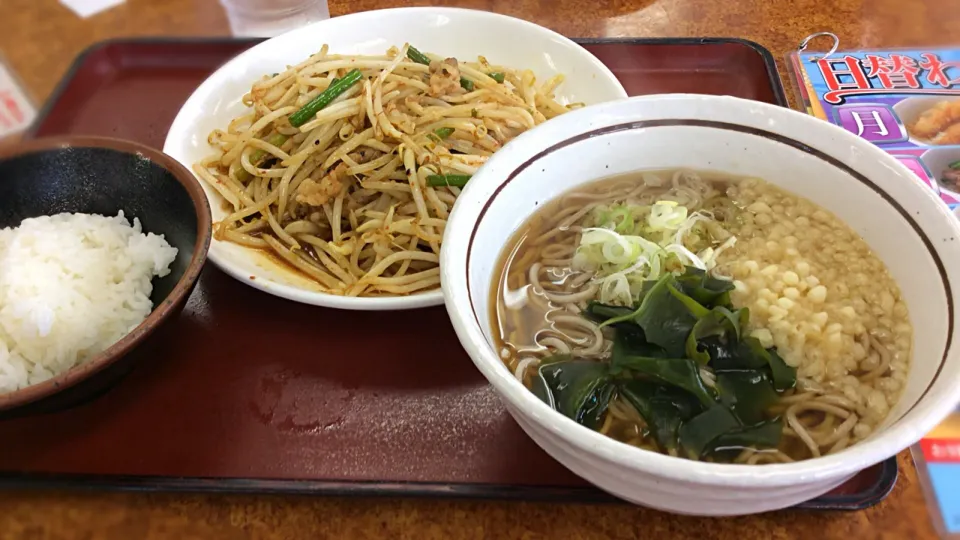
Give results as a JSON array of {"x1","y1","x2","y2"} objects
[{"x1": 0, "y1": 136, "x2": 211, "y2": 412}]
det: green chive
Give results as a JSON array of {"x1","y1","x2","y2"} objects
[
  {"x1": 434, "y1": 127, "x2": 455, "y2": 139},
  {"x1": 236, "y1": 133, "x2": 289, "y2": 182},
  {"x1": 406, "y1": 46, "x2": 432, "y2": 66},
  {"x1": 408, "y1": 45, "x2": 474, "y2": 91},
  {"x1": 427, "y1": 174, "x2": 472, "y2": 188},
  {"x1": 288, "y1": 69, "x2": 363, "y2": 128}
]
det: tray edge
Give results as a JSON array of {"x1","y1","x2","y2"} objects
[
  {"x1": 574, "y1": 36, "x2": 789, "y2": 107},
  {"x1": 0, "y1": 473, "x2": 619, "y2": 504},
  {"x1": 0, "y1": 457, "x2": 898, "y2": 510},
  {"x1": 16, "y1": 34, "x2": 889, "y2": 512},
  {"x1": 24, "y1": 37, "x2": 266, "y2": 140},
  {"x1": 28, "y1": 36, "x2": 788, "y2": 142},
  {"x1": 25, "y1": 39, "x2": 105, "y2": 140},
  {"x1": 793, "y1": 456, "x2": 899, "y2": 511}
]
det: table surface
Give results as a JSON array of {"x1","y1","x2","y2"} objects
[{"x1": 0, "y1": 0, "x2": 954, "y2": 537}]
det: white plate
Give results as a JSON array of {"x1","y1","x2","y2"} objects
[{"x1": 163, "y1": 7, "x2": 628, "y2": 311}]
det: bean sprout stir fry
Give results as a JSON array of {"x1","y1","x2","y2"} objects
[{"x1": 194, "y1": 43, "x2": 579, "y2": 297}]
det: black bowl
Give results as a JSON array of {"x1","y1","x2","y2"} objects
[{"x1": 0, "y1": 136, "x2": 211, "y2": 413}]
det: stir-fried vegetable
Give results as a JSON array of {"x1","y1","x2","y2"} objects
[
  {"x1": 433, "y1": 127, "x2": 455, "y2": 139},
  {"x1": 406, "y1": 45, "x2": 475, "y2": 91},
  {"x1": 426, "y1": 174, "x2": 472, "y2": 188},
  {"x1": 531, "y1": 268, "x2": 797, "y2": 461},
  {"x1": 236, "y1": 132, "x2": 290, "y2": 182},
  {"x1": 405, "y1": 45, "x2": 433, "y2": 66},
  {"x1": 288, "y1": 69, "x2": 364, "y2": 128}
]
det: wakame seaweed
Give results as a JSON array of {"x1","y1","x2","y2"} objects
[
  {"x1": 715, "y1": 370, "x2": 779, "y2": 426},
  {"x1": 613, "y1": 355, "x2": 715, "y2": 407},
  {"x1": 678, "y1": 405, "x2": 741, "y2": 459},
  {"x1": 584, "y1": 302, "x2": 636, "y2": 326},
  {"x1": 531, "y1": 267, "x2": 798, "y2": 462},
  {"x1": 619, "y1": 380, "x2": 702, "y2": 451},
  {"x1": 531, "y1": 360, "x2": 614, "y2": 430}
]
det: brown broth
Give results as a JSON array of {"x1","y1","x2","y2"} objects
[{"x1": 489, "y1": 169, "x2": 910, "y2": 463}]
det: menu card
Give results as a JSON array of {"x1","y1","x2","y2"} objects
[
  {"x1": 791, "y1": 47, "x2": 960, "y2": 538},
  {"x1": 915, "y1": 416, "x2": 960, "y2": 537},
  {"x1": 0, "y1": 56, "x2": 35, "y2": 140},
  {"x1": 790, "y1": 47, "x2": 960, "y2": 211}
]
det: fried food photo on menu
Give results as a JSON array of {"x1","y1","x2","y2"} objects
[{"x1": 908, "y1": 100, "x2": 960, "y2": 144}]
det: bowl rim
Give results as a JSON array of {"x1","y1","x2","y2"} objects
[
  {"x1": 442, "y1": 93, "x2": 960, "y2": 487},
  {"x1": 163, "y1": 5, "x2": 627, "y2": 311},
  {"x1": 0, "y1": 135, "x2": 212, "y2": 411}
]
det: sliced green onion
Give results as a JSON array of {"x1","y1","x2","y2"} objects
[
  {"x1": 489, "y1": 72, "x2": 505, "y2": 83},
  {"x1": 427, "y1": 174, "x2": 471, "y2": 188},
  {"x1": 648, "y1": 200, "x2": 688, "y2": 231},
  {"x1": 288, "y1": 69, "x2": 363, "y2": 127},
  {"x1": 609, "y1": 206, "x2": 634, "y2": 234},
  {"x1": 949, "y1": 159, "x2": 960, "y2": 170}
]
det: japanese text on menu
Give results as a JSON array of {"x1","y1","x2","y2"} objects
[{"x1": 796, "y1": 49, "x2": 960, "y2": 209}]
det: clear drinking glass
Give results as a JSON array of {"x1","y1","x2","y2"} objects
[{"x1": 219, "y1": 0, "x2": 330, "y2": 37}]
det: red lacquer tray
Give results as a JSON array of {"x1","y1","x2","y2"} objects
[{"x1": 2, "y1": 37, "x2": 896, "y2": 509}]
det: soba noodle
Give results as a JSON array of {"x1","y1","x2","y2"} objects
[
  {"x1": 493, "y1": 170, "x2": 912, "y2": 463},
  {"x1": 195, "y1": 44, "x2": 577, "y2": 296}
]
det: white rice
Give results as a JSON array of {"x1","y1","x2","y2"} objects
[{"x1": 0, "y1": 212, "x2": 178, "y2": 393}]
